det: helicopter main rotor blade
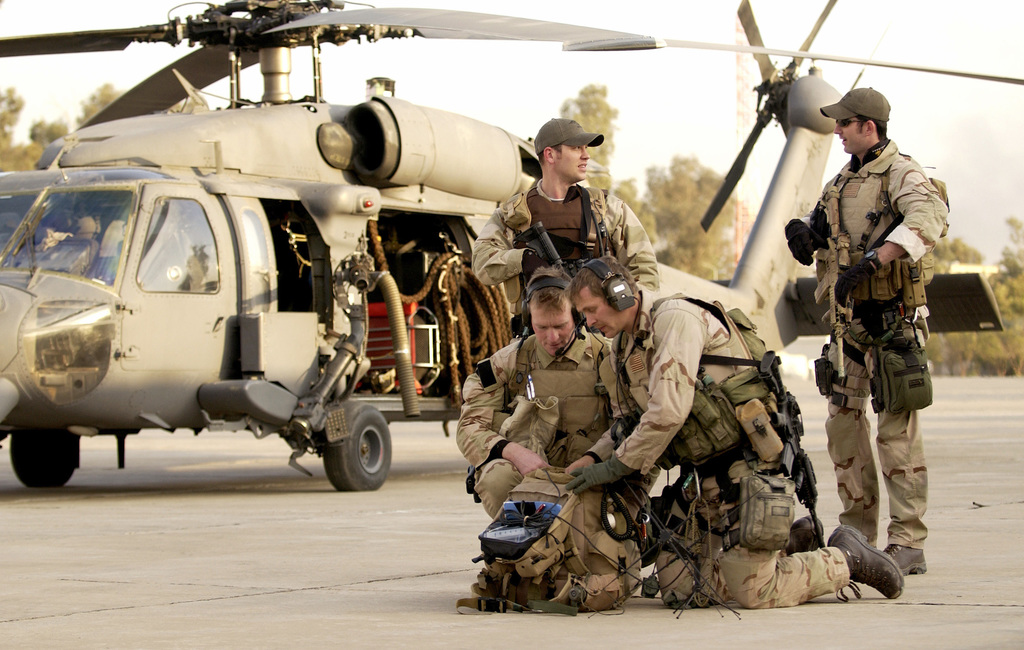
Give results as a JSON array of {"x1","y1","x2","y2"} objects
[
  {"x1": 0, "y1": 25, "x2": 178, "y2": 58},
  {"x1": 700, "y1": 116, "x2": 768, "y2": 232},
  {"x1": 662, "y1": 38, "x2": 1024, "y2": 87},
  {"x1": 736, "y1": 0, "x2": 775, "y2": 83},
  {"x1": 792, "y1": 0, "x2": 838, "y2": 69},
  {"x1": 83, "y1": 47, "x2": 260, "y2": 127},
  {"x1": 268, "y1": 7, "x2": 663, "y2": 50}
]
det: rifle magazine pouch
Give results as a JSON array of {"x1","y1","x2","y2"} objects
[
  {"x1": 814, "y1": 345, "x2": 834, "y2": 397},
  {"x1": 663, "y1": 388, "x2": 743, "y2": 467},
  {"x1": 871, "y1": 345, "x2": 932, "y2": 414},
  {"x1": 737, "y1": 474, "x2": 795, "y2": 552}
]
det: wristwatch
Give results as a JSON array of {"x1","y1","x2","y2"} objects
[{"x1": 862, "y1": 249, "x2": 880, "y2": 272}]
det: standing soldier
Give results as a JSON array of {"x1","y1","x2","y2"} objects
[
  {"x1": 471, "y1": 118, "x2": 659, "y2": 326},
  {"x1": 784, "y1": 88, "x2": 948, "y2": 576},
  {"x1": 565, "y1": 256, "x2": 903, "y2": 610},
  {"x1": 457, "y1": 268, "x2": 615, "y2": 518}
]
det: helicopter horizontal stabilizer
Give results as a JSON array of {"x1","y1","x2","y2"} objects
[{"x1": 790, "y1": 273, "x2": 1004, "y2": 338}]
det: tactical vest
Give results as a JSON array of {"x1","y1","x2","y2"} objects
[
  {"x1": 502, "y1": 185, "x2": 610, "y2": 267},
  {"x1": 494, "y1": 336, "x2": 610, "y2": 467},
  {"x1": 814, "y1": 157, "x2": 948, "y2": 308},
  {"x1": 615, "y1": 296, "x2": 773, "y2": 469}
]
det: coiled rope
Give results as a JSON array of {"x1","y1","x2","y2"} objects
[{"x1": 368, "y1": 220, "x2": 512, "y2": 403}]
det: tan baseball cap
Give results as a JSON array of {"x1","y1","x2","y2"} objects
[
  {"x1": 820, "y1": 87, "x2": 890, "y2": 122},
  {"x1": 534, "y1": 118, "x2": 604, "y2": 155}
]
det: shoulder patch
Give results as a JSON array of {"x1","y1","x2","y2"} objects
[{"x1": 475, "y1": 359, "x2": 497, "y2": 389}]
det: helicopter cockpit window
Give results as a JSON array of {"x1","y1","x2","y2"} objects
[
  {"x1": 0, "y1": 192, "x2": 39, "y2": 252},
  {"x1": 137, "y1": 198, "x2": 219, "y2": 293},
  {"x1": 0, "y1": 189, "x2": 133, "y2": 286}
]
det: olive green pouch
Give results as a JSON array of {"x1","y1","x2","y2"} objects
[
  {"x1": 871, "y1": 345, "x2": 932, "y2": 414},
  {"x1": 738, "y1": 474, "x2": 795, "y2": 552}
]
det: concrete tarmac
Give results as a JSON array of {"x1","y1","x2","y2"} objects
[{"x1": 2, "y1": 376, "x2": 1023, "y2": 648}]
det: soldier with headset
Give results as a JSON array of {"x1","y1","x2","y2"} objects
[
  {"x1": 471, "y1": 118, "x2": 659, "y2": 322},
  {"x1": 456, "y1": 267, "x2": 619, "y2": 518},
  {"x1": 565, "y1": 256, "x2": 904, "y2": 610}
]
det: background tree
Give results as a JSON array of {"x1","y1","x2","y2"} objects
[
  {"x1": 608, "y1": 177, "x2": 656, "y2": 245},
  {"x1": 0, "y1": 87, "x2": 40, "y2": 171},
  {"x1": 928, "y1": 218, "x2": 1024, "y2": 376},
  {"x1": 931, "y1": 236, "x2": 984, "y2": 272},
  {"x1": 29, "y1": 118, "x2": 69, "y2": 147},
  {"x1": 0, "y1": 83, "x2": 121, "y2": 171},
  {"x1": 78, "y1": 83, "x2": 121, "y2": 126},
  {"x1": 560, "y1": 84, "x2": 617, "y2": 191},
  {"x1": 645, "y1": 155, "x2": 734, "y2": 278}
]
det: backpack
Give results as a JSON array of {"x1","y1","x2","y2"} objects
[
  {"x1": 461, "y1": 470, "x2": 642, "y2": 614},
  {"x1": 646, "y1": 297, "x2": 777, "y2": 468}
]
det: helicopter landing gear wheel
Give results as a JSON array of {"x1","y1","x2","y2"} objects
[
  {"x1": 323, "y1": 402, "x2": 391, "y2": 492},
  {"x1": 10, "y1": 430, "x2": 80, "y2": 488}
]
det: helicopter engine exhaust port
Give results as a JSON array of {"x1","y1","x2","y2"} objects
[{"x1": 343, "y1": 96, "x2": 523, "y2": 202}]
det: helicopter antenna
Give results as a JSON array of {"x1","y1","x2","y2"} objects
[
  {"x1": 172, "y1": 69, "x2": 211, "y2": 112},
  {"x1": 849, "y1": 22, "x2": 892, "y2": 91}
]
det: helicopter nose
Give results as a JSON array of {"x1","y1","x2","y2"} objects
[{"x1": 0, "y1": 283, "x2": 31, "y2": 373}]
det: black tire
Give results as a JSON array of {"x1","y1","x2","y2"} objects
[
  {"x1": 10, "y1": 430, "x2": 79, "y2": 488},
  {"x1": 323, "y1": 402, "x2": 391, "y2": 491}
]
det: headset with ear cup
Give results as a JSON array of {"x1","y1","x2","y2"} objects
[{"x1": 581, "y1": 258, "x2": 636, "y2": 311}]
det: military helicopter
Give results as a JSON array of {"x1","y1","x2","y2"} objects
[{"x1": 0, "y1": 1, "x2": 1005, "y2": 491}]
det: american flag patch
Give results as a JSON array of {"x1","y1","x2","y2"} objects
[
  {"x1": 842, "y1": 181, "x2": 862, "y2": 198},
  {"x1": 628, "y1": 351, "x2": 645, "y2": 375}
]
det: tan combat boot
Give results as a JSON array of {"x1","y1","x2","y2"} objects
[
  {"x1": 828, "y1": 525, "x2": 904, "y2": 599},
  {"x1": 884, "y1": 544, "x2": 927, "y2": 576}
]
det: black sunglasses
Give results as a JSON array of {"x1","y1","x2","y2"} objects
[{"x1": 836, "y1": 117, "x2": 865, "y2": 127}]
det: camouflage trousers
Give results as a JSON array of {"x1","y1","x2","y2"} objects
[
  {"x1": 826, "y1": 321, "x2": 929, "y2": 549},
  {"x1": 657, "y1": 460, "x2": 850, "y2": 609},
  {"x1": 474, "y1": 459, "x2": 523, "y2": 520}
]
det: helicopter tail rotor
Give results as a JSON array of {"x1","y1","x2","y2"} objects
[{"x1": 698, "y1": 0, "x2": 837, "y2": 232}]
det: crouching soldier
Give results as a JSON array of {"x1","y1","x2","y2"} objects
[
  {"x1": 457, "y1": 268, "x2": 613, "y2": 518},
  {"x1": 566, "y1": 256, "x2": 905, "y2": 610}
]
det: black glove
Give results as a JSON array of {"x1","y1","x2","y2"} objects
[
  {"x1": 834, "y1": 253, "x2": 882, "y2": 306},
  {"x1": 785, "y1": 219, "x2": 827, "y2": 266},
  {"x1": 520, "y1": 248, "x2": 548, "y2": 282},
  {"x1": 565, "y1": 456, "x2": 632, "y2": 494}
]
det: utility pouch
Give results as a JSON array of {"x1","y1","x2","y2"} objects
[
  {"x1": 871, "y1": 344, "x2": 932, "y2": 414},
  {"x1": 737, "y1": 474, "x2": 795, "y2": 552},
  {"x1": 659, "y1": 387, "x2": 743, "y2": 468},
  {"x1": 901, "y1": 255, "x2": 933, "y2": 309},
  {"x1": 736, "y1": 399, "x2": 783, "y2": 463},
  {"x1": 813, "y1": 345, "x2": 834, "y2": 397}
]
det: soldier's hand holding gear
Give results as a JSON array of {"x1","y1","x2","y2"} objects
[
  {"x1": 785, "y1": 219, "x2": 828, "y2": 266},
  {"x1": 834, "y1": 250, "x2": 882, "y2": 306},
  {"x1": 566, "y1": 456, "x2": 632, "y2": 493}
]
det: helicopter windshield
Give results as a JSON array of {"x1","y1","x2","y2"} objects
[{"x1": 0, "y1": 189, "x2": 133, "y2": 286}]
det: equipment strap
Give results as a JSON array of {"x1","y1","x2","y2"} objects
[
  {"x1": 454, "y1": 597, "x2": 578, "y2": 616},
  {"x1": 700, "y1": 354, "x2": 757, "y2": 368},
  {"x1": 455, "y1": 597, "x2": 527, "y2": 614}
]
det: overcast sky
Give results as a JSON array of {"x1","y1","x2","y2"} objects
[{"x1": 1, "y1": 0, "x2": 1021, "y2": 263}]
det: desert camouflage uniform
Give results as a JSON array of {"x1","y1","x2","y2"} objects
[
  {"x1": 457, "y1": 330, "x2": 611, "y2": 518},
  {"x1": 811, "y1": 140, "x2": 947, "y2": 549},
  {"x1": 472, "y1": 181, "x2": 659, "y2": 313},
  {"x1": 589, "y1": 290, "x2": 851, "y2": 609}
]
